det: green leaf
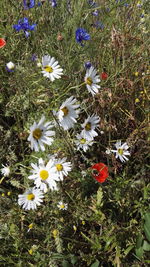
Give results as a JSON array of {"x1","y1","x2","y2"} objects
[
  {"x1": 143, "y1": 187, "x2": 148, "y2": 200},
  {"x1": 70, "y1": 255, "x2": 78, "y2": 265},
  {"x1": 124, "y1": 245, "x2": 134, "y2": 256},
  {"x1": 51, "y1": 253, "x2": 64, "y2": 259},
  {"x1": 62, "y1": 260, "x2": 71, "y2": 267},
  {"x1": 105, "y1": 236, "x2": 115, "y2": 250},
  {"x1": 145, "y1": 212, "x2": 150, "y2": 227},
  {"x1": 96, "y1": 187, "x2": 103, "y2": 207},
  {"x1": 136, "y1": 234, "x2": 143, "y2": 249},
  {"x1": 143, "y1": 240, "x2": 150, "y2": 251},
  {"x1": 135, "y1": 247, "x2": 144, "y2": 259},
  {"x1": 91, "y1": 260, "x2": 100, "y2": 267},
  {"x1": 144, "y1": 224, "x2": 150, "y2": 242}
]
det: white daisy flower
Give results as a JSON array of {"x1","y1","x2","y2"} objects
[
  {"x1": 41, "y1": 55, "x2": 63, "y2": 81},
  {"x1": 81, "y1": 114, "x2": 100, "y2": 140},
  {"x1": 53, "y1": 157, "x2": 72, "y2": 181},
  {"x1": 75, "y1": 133, "x2": 94, "y2": 152},
  {"x1": 28, "y1": 158, "x2": 59, "y2": 192},
  {"x1": 6, "y1": 61, "x2": 15, "y2": 72},
  {"x1": 84, "y1": 66, "x2": 101, "y2": 96},
  {"x1": 57, "y1": 201, "x2": 68, "y2": 210},
  {"x1": 28, "y1": 115, "x2": 55, "y2": 152},
  {"x1": 18, "y1": 188, "x2": 44, "y2": 210},
  {"x1": 111, "y1": 140, "x2": 130, "y2": 162},
  {"x1": 57, "y1": 96, "x2": 80, "y2": 130},
  {"x1": 1, "y1": 164, "x2": 10, "y2": 177}
]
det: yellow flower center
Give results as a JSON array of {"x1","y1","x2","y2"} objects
[
  {"x1": 59, "y1": 204, "x2": 65, "y2": 209},
  {"x1": 86, "y1": 77, "x2": 93, "y2": 86},
  {"x1": 85, "y1": 122, "x2": 91, "y2": 131},
  {"x1": 27, "y1": 193, "x2": 35, "y2": 201},
  {"x1": 80, "y1": 138, "x2": 86, "y2": 144},
  {"x1": 33, "y1": 128, "x2": 42, "y2": 140},
  {"x1": 28, "y1": 223, "x2": 34, "y2": 229},
  {"x1": 52, "y1": 229, "x2": 59, "y2": 238},
  {"x1": 40, "y1": 170, "x2": 49, "y2": 180},
  {"x1": 73, "y1": 225, "x2": 77, "y2": 231},
  {"x1": 56, "y1": 164, "x2": 63, "y2": 171},
  {"x1": 44, "y1": 65, "x2": 53, "y2": 73},
  {"x1": 61, "y1": 107, "x2": 69, "y2": 117},
  {"x1": 118, "y1": 148, "x2": 123, "y2": 155},
  {"x1": 28, "y1": 249, "x2": 33, "y2": 255}
]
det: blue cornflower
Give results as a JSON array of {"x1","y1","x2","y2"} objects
[
  {"x1": 92, "y1": 10, "x2": 99, "y2": 16},
  {"x1": 75, "y1": 28, "x2": 90, "y2": 46},
  {"x1": 87, "y1": 0, "x2": 97, "y2": 8},
  {"x1": 13, "y1": 18, "x2": 36, "y2": 37},
  {"x1": 140, "y1": 14, "x2": 145, "y2": 18},
  {"x1": 49, "y1": 0, "x2": 57, "y2": 7},
  {"x1": 31, "y1": 54, "x2": 37, "y2": 61},
  {"x1": 38, "y1": 2, "x2": 42, "y2": 6},
  {"x1": 84, "y1": 61, "x2": 92, "y2": 69},
  {"x1": 23, "y1": 0, "x2": 35, "y2": 9}
]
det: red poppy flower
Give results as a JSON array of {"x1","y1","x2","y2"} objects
[
  {"x1": 91, "y1": 162, "x2": 109, "y2": 183},
  {"x1": 0, "y1": 38, "x2": 6, "y2": 48},
  {"x1": 101, "y1": 72, "x2": 108, "y2": 80}
]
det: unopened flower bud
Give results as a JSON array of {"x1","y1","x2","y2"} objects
[{"x1": 57, "y1": 33, "x2": 63, "y2": 41}]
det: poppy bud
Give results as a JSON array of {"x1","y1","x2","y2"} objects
[
  {"x1": 57, "y1": 33, "x2": 63, "y2": 41},
  {"x1": 101, "y1": 72, "x2": 108, "y2": 80}
]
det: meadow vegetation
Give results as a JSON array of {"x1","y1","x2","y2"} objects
[{"x1": 0, "y1": 0, "x2": 150, "y2": 266}]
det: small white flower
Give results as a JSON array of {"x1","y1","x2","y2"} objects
[
  {"x1": 18, "y1": 188, "x2": 44, "y2": 210},
  {"x1": 41, "y1": 55, "x2": 63, "y2": 81},
  {"x1": 140, "y1": 17, "x2": 145, "y2": 23},
  {"x1": 53, "y1": 157, "x2": 72, "y2": 181},
  {"x1": 106, "y1": 148, "x2": 111, "y2": 155},
  {"x1": 6, "y1": 61, "x2": 15, "y2": 72},
  {"x1": 28, "y1": 115, "x2": 55, "y2": 152},
  {"x1": 111, "y1": 140, "x2": 130, "y2": 162},
  {"x1": 1, "y1": 164, "x2": 10, "y2": 177},
  {"x1": 81, "y1": 114, "x2": 100, "y2": 140},
  {"x1": 37, "y1": 62, "x2": 42, "y2": 68},
  {"x1": 57, "y1": 201, "x2": 68, "y2": 210},
  {"x1": 142, "y1": 27, "x2": 148, "y2": 34},
  {"x1": 57, "y1": 96, "x2": 80, "y2": 130},
  {"x1": 84, "y1": 66, "x2": 101, "y2": 96},
  {"x1": 75, "y1": 133, "x2": 94, "y2": 152},
  {"x1": 81, "y1": 170, "x2": 87, "y2": 177},
  {"x1": 28, "y1": 158, "x2": 59, "y2": 192}
]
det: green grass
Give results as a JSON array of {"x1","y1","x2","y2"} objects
[{"x1": 0, "y1": 0, "x2": 150, "y2": 266}]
